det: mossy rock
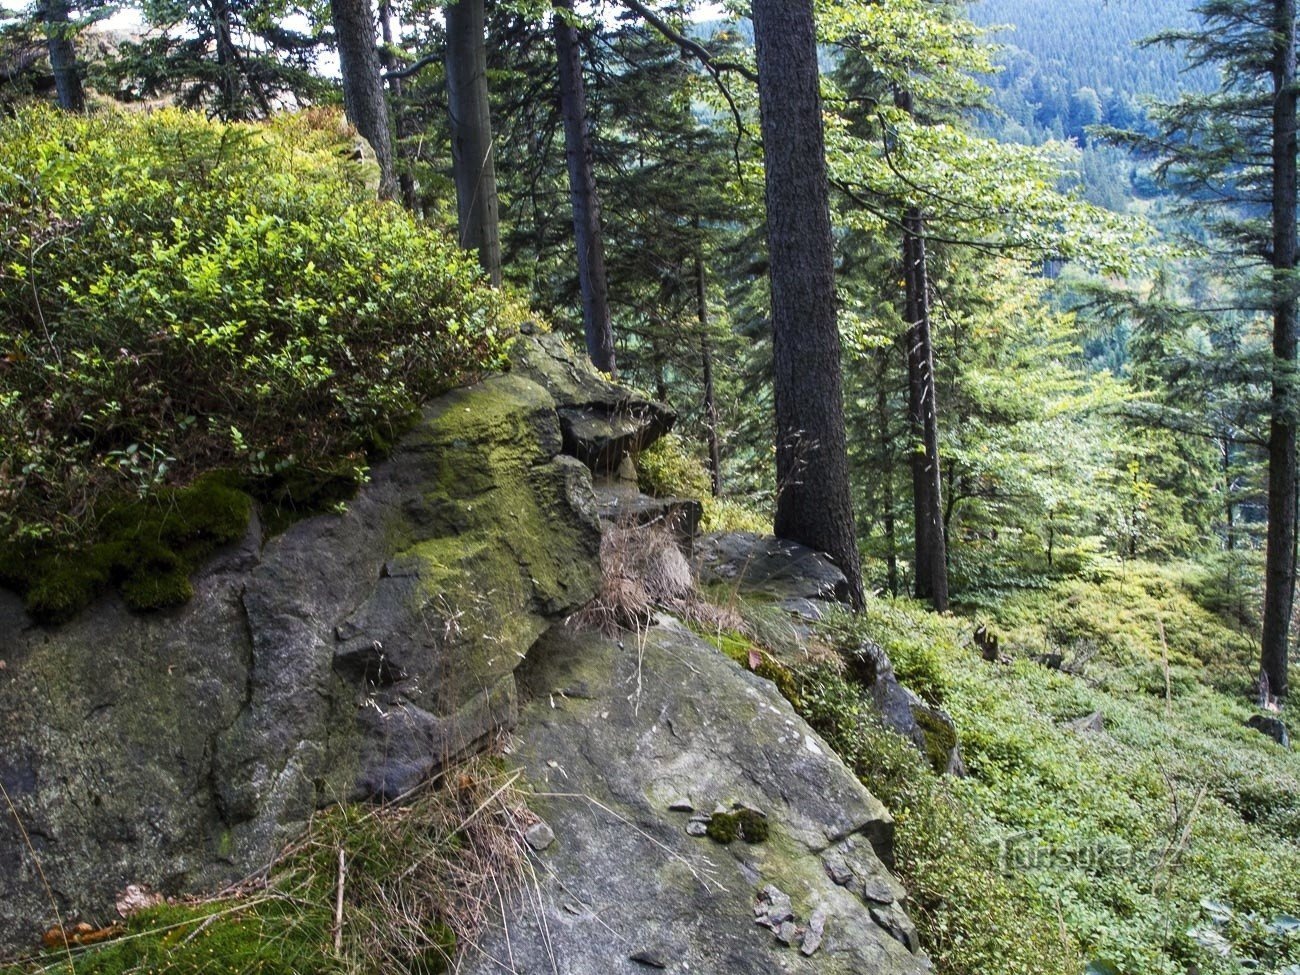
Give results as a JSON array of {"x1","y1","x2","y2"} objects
[
  {"x1": 712, "y1": 630, "x2": 802, "y2": 709},
  {"x1": 0, "y1": 473, "x2": 252, "y2": 623},
  {"x1": 706, "y1": 807, "x2": 770, "y2": 845}
]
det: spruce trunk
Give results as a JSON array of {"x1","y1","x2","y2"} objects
[
  {"x1": 1262, "y1": 0, "x2": 1298, "y2": 700},
  {"x1": 752, "y1": 0, "x2": 864, "y2": 608},
  {"x1": 41, "y1": 0, "x2": 84, "y2": 113},
  {"x1": 446, "y1": 0, "x2": 502, "y2": 285},
  {"x1": 554, "y1": 0, "x2": 616, "y2": 376},
  {"x1": 331, "y1": 0, "x2": 397, "y2": 200},
  {"x1": 903, "y1": 209, "x2": 949, "y2": 611}
]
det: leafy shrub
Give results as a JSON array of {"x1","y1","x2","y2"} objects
[
  {"x1": 0, "y1": 106, "x2": 512, "y2": 616},
  {"x1": 637, "y1": 432, "x2": 712, "y2": 499},
  {"x1": 635, "y1": 431, "x2": 771, "y2": 533}
]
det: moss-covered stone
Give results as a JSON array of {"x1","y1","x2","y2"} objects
[
  {"x1": 913, "y1": 706, "x2": 959, "y2": 775},
  {"x1": 711, "y1": 630, "x2": 802, "y2": 709},
  {"x1": 0, "y1": 472, "x2": 253, "y2": 623}
]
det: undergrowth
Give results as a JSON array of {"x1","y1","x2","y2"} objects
[
  {"x1": 797, "y1": 564, "x2": 1299, "y2": 975},
  {"x1": 0, "y1": 106, "x2": 517, "y2": 620},
  {"x1": 0, "y1": 757, "x2": 532, "y2": 975}
]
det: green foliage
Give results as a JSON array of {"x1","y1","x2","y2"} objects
[
  {"x1": 793, "y1": 660, "x2": 1085, "y2": 975},
  {"x1": 637, "y1": 433, "x2": 713, "y2": 500},
  {"x1": 0, "y1": 106, "x2": 510, "y2": 608},
  {"x1": 805, "y1": 575, "x2": 1298, "y2": 975}
]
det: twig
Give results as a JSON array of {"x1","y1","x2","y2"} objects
[{"x1": 332, "y1": 847, "x2": 346, "y2": 955}]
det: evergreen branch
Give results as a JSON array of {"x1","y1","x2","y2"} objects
[{"x1": 616, "y1": 0, "x2": 758, "y2": 83}]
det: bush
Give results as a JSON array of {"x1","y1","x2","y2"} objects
[{"x1": 0, "y1": 106, "x2": 512, "y2": 616}]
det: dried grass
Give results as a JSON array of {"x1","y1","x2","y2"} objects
[{"x1": 570, "y1": 518, "x2": 696, "y2": 634}]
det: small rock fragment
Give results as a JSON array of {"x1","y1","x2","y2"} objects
[
  {"x1": 686, "y1": 820, "x2": 708, "y2": 837},
  {"x1": 629, "y1": 950, "x2": 668, "y2": 969},
  {"x1": 861, "y1": 878, "x2": 896, "y2": 904},
  {"x1": 115, "y1": 884, "x2": 163, "y2": 918},
  {"x1": 524, "y1": 820, "x2": 555, "y2": 852},
  {"x1": 755, "y1": 884, "x2": 794, "y2": 929},
  {"x1": 668, "y1": 797, "x2": 694, "y2": 812},
  {"x1": 1066, "y1": 711, "x2": 1106, "y2": 735},
  {"x1": 775, "y1": 921, "x2": 798, "y2": 946},
  {"x1": 801, "y1": 910, "x2": 826, "y2": 956},
  {"x1": 822, "y1": 853, "x2": 853, "y2": 886}
]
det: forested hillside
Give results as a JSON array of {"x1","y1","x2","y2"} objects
[{"x1": 971, "y1": 0, "x2": 1213, "y2": 144}]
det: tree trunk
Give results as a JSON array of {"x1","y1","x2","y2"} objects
[
  {"x1": 876, "y1": 346, "x2": 898, "y2": 596},
  {"x1": 40, "y1": 0, "x2": 84, "y2": 113},
  {"x1": 753, "y1": 0, "x2": 864, "y2": 608},
  {"x1": 377, "y1": 0, "x2": 418, "y2": 211},
  {"x1": 903, "y1": 207, "x2": 949, "y2": 611},
  {"x1": 331, "y1": 0, "x2": 397, "y2": 200},
  {"x1": 697, "y1": 240, "x2": 722, "y2": 496},
  {"x1": 1262, "y1": 0, "x2": 1298, "y2": 701},
  {"x1": 446, "y1": 0, "x2": 503, "y2": 285},
  {"x1": 554, "y1": 0, "x2": 616, "y2": 376}
]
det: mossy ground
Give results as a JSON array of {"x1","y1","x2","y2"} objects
[
  {"x1": 0, "y1": 473, "x2": 252, "y2": 623},
  {"x1": 795, "y1": 563, "x2": 1299, "y2": 975},
  {"x1": 0, "y1": 757, "x2": 527, "y2": 975}
]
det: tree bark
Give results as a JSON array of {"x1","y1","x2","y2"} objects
[
  {"x1": 903, "y1": 207, "x2": 949, "y2": 611},
  {"x1": 554, "y1": 0, "x2": 617, "y2": 376},
  {"x1": 40, "y1": 0, "x2": 84, "y2": 113},
  {"x1": 753, "y1": 0, "x2": 864, "y2": 608},
  {"x1": 876, "y1": 346, "x2": 899, "y2": 596},
  {"x1": 446, "y1": 0, "x2": 503, "y2": 285},
  {"x1": 331, "y1": 0, "x2": 397, "y2": 200},
  {"x1": 1261, "y1": 0, "x2": 1297, "y2": 700},
  {"x1": 377, "y1": 0, "x2": 418, "y2": 211}
]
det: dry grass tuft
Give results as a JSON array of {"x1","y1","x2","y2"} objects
[
  {"x1": 570, "y1": 518, "x2": 696, "y2": 634},
  {"x1": 291, "y1": 755, "x2": 534, "y2": 973}
]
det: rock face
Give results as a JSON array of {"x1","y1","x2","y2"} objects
[
  {"x1": 511, "y1": 329, "x2": 675, "y2": 475},
  {"x1": 0, "y1": 345, "x2": 621, "y2": 950},
  {"x1": 462, "y1": 623, "x2": 930, "y2": 975},
  {"x1": 696, "y1": 531, "x2": 965, "y2": 776},
  {"x1": 0, "y1": 333, "x2": 932, "y2": 973}
]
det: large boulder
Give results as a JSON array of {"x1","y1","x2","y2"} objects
[
  {"x1": 462, "y1": 622, "x2": 930, "y2": 975},
  {"x1": 0, "y1": 370, "x2": 602, "y2": 951},
  {"x1": 695, "y1": 531, "x2": 964, "y2": 775},
  {"x1": 694, "y1": 531, "x2": 850, "y2": 617}
]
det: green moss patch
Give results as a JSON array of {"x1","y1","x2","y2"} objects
[
  {"x1": 706, "y1": 808, "x2": 769, "y2": 845},
  {"x1": 0, "y1": 473, "x2": 252, "y2": 623}
]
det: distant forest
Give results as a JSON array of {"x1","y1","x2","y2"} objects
[
  {"x1": 966, "y1": 0, "x2": 1216, "y2": 210},
  {"x1": 970, "y1": 0, "x2": 1213, "y2": 145}
]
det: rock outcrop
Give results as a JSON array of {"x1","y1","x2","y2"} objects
[
  {"x1": 0, "y1": 336, "x2": 635, "y2": 950},
  {"x1": 463, "y1": 623, "x2": 929, "y2": 975},
  {"x1": 0, "y1": 332, "x2": 933, "y2": 973}
]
